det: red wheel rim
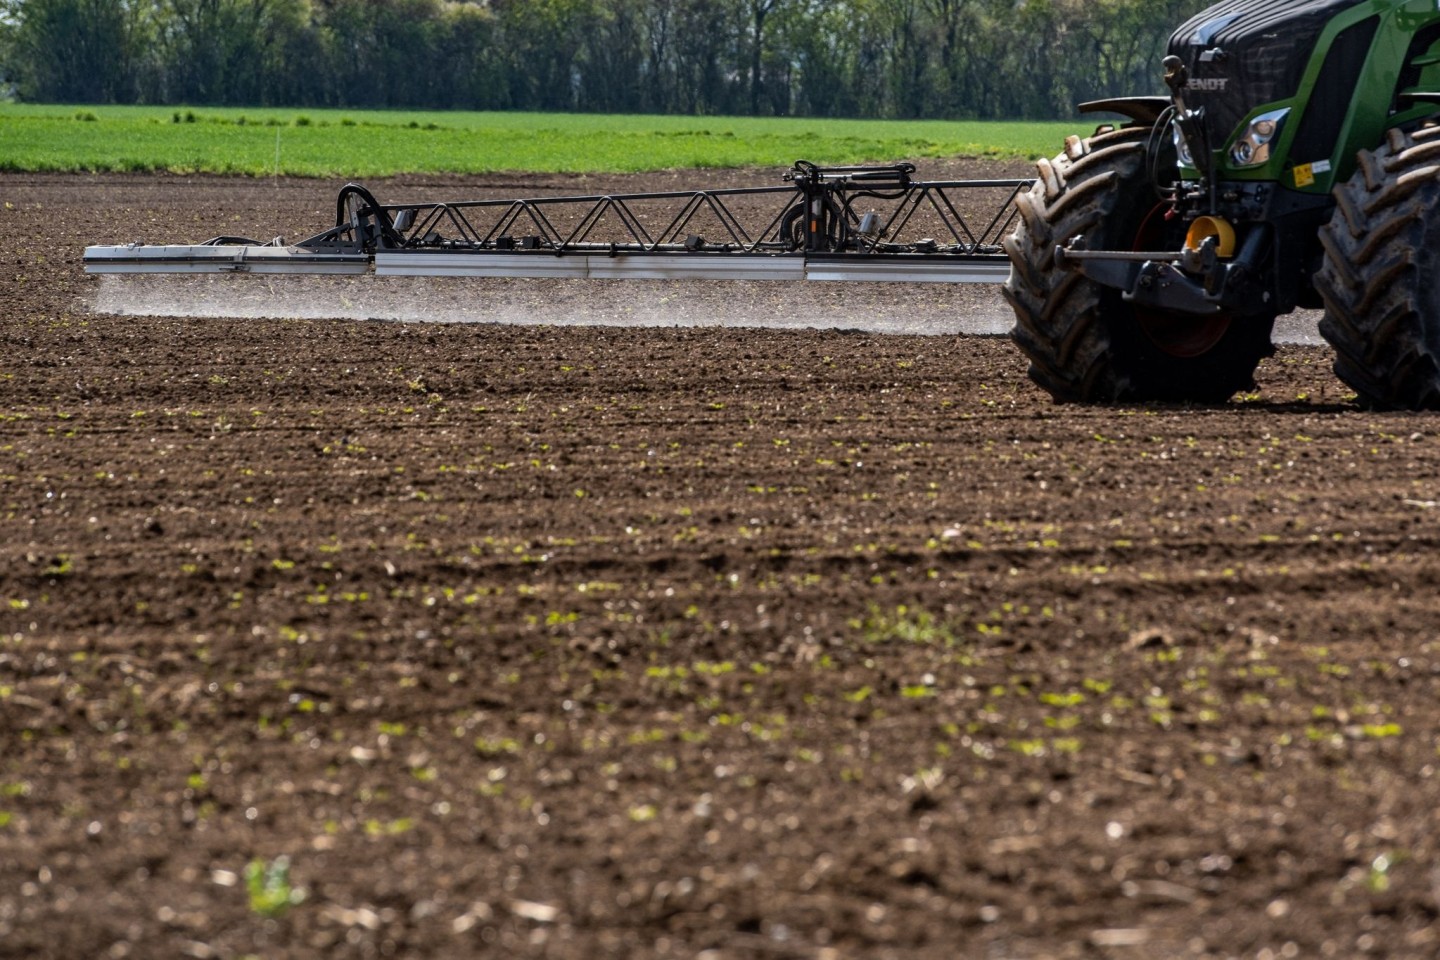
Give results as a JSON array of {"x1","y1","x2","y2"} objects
[{"x1": 1130, "y1": 204, "x2": 1232, "y2": 358}]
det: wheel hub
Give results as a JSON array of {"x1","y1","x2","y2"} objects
[{"x1": 1132, "y1": 203, "x2": 1233, "y2": 358}]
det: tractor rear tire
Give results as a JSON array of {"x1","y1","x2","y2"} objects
[
  {"x1": 1316, "y1": 125, "x2": 1440, "y2": 409},
  {"x1": 1004, "y1": 126, "x2": 1275, "y2": 403}
]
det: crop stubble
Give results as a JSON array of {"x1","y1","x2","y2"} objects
[{"x1": 3, "y1": 170, "x2": 1440, "y2": 958}]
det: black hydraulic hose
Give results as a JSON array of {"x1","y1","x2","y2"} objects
[
  {"x1": 1148, "y1": 105, "x2": 1180, "y2": 202},
  {"x1": 335, "y1": 183, "x2": 405, "y2": 250}
]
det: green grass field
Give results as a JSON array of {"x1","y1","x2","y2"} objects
[{"x1": 0, "y1": 104, "x2": 1079, "y2": 176}]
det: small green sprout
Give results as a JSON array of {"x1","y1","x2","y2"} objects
[
  {"x1": 244, "y1": 855, "x2": 305, "y2": 917},
  {"x1": 1359, "y1": 723, "x2": 1402, "y2": 739}
]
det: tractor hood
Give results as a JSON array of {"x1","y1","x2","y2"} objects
[{"x1": 1168, "y1": 0, "x2": 1364, "y2": 147}]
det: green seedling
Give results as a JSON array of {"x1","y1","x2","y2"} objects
[{"x1": 244, "y1": 855, "x2": 305, "y2": 917}]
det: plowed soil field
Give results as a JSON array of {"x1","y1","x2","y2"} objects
[{"x1": 4, "y1": 169, "x2": 1440, "y2": 959}]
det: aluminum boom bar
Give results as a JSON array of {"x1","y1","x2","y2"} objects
[
  {"x1": 83, "y1": 246, "x2": 1014, "y2": 283},
  {"x1": 83, "y1": 243, "x2": 369, "y2": 275}
]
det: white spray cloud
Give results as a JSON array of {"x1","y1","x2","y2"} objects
[{"x1": 91, "y1": 274, "x2": 1324, "y2": 342}]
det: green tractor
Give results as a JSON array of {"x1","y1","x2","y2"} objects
[{"x1": 1005, "y1": 0, "x2": 1440, "y2": 408}]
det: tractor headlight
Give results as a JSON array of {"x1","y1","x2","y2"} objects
[
  {"x1": 1228, "y1": 108, "x2": 1289, "y2": 168},
  {"x1": 1173, "y1": 123, "x2": 1195, "y2": 168}
]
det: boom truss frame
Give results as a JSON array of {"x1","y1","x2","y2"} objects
[{"x1": 84, "y1": 161, "x2": 1030, "y2": 284}]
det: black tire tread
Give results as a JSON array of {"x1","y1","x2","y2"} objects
[
  {"x1": 1002, "y1": 128, "x2": 1151, "y2": 402},
  {"x1": 1316, "y1": 126, "x2": 1440, "y2": 409}
]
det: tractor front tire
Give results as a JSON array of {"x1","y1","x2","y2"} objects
[
  {"x1": 1004, "y1": 126, "x2": 1274, "y2": 403},
  {"x1": 1316, "y1": 125, "x2": 1440, "y2": 409}
]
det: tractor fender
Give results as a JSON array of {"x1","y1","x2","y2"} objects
[{"x1": 1078, "y1": 97, "x2": 1172, "y2": 127}]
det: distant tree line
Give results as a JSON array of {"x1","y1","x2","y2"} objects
[{"x1": 0, "y1": 0, "x2": 1210, "y2": 119}]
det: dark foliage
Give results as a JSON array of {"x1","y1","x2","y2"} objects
[{"x1": 0, "y1": 0, "x2": 1211, "y2": 118}]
